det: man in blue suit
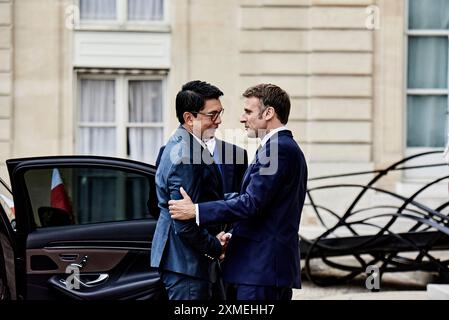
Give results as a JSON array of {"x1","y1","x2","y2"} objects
[
  {"x1": 169, "y1": 84, "x2": 308, "y2": 300},
  {"x1": 155, "y1": 138, "x2": 248, "y2": 194},
  {"x1": 151, "y1": 80, "x2": 229, "y2": 300}
]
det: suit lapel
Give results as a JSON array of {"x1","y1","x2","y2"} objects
[
  {"x1": 241, "y1": 146, "x2": 261, "y2": 189},
  {"x1": 240, "y1": 130, "x2": 292, "y2": 190}
]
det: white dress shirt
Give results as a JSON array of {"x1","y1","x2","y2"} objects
[
  {"x1": 204, "y1": 137, "x2": 216, "y2": 156},
  {"x1": 190, "y1": 130, "x2": 207, "y2": 150},
  {"x1": 260, "y1": 126, "x2": 288, "y2": 147}
]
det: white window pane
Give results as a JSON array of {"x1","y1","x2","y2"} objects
[
  {"x1": 408, "y1": 37, "x2": 448, "y2": 89},
  {"x1": 409, "y1": 0, "x2": 449, "y2": 30},
  {"x1": 78, "y1": 128, "x2": 116, "y2": 156},
  {"x1": 407, "y1": 95, "x2": 447, "y2": 147},
  {"x1": 80, "y1": 79, "x2": 115, "y2": 122},
  {"x1": 128, "y1": 80, "x2": 163, "y2": 122},
  {"x1": 128, "y1": 0, "x2": 163, "y2": 21},
  {"x1": 128, "y1": 128, "x2": 163, "y2": 164},
  {"x1": 80, "y1": 0, "x2": 117, "y2": 20}
]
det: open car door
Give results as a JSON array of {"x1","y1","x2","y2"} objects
[{"x1": 5, "y1": 156, "x2": 165, "y2": 300}]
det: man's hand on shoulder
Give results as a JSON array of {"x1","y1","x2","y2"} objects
[{"x1": 168, "y1": 187, "x2": 196, "y2": 220}]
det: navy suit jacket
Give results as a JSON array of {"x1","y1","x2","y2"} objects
[
  {"x1": 151, "y1": 126, "x2": 225, "y2": 281},
  {"x1": 198, "y1": 130, "x2": 308, "y2": 288},
  {"x1": 213, "y1": 139, "x2": 248, "y2": 194}
]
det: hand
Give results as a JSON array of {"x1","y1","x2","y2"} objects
[
  {"x1": 216, "y1": 231, "x2": 231, "y2": 261},
  {"x1": 216, "y1": 231, "x2": 229, "y2": 246},
  {"x1": 168, "y1": 187, "x2": 196, "y2": 220}
]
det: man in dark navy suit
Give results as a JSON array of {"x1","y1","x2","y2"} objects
[
  {"x1": 169, "y1": 84, "x2": 308, "y2": 300},
  {"x1": 151, "y1": 80, "x2": 230, "y2": 300}
]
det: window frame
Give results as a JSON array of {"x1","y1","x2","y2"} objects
[
  {"x1": 403, "y1": 0, "x2": 449, "y2": 181},
  {"x1": 404, "y1": 0, "x2": 449, "y2": 153},
  {"x1": 75, "y1": 0, "x2": 170, "y2": 30},
  {"x1": 75, "y1": 73, "x2": 166, "y2": 163}
]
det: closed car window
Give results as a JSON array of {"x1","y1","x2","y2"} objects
[
  {"x1": 23, "y1": 167, "x2": 154, "y2": 227},
  {"x1": 0, "y1": 194, "x2": 15, "y2": 229},
  {"x1": 0, "y1": 177, "x2": 15, "y2": 230}
]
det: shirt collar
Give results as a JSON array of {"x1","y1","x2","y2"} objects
[
  {"x1": 186, "y1": 129, "x2": 207, "y2": 150},
  {"x1": 182, "y1": 125, "x2": 215, "y2": 154},
  {"x1": 193, "y1": 134, "x2": 207, "y2": 149},
  {"x1": 260, "y1": 126, "x2": 288, "y2": 147},
  {"x1": 204, "y1": 137, "x2": 216, "y2": 155}
]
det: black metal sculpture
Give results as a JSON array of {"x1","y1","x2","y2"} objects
[{"x1": 301, "y1": 151, "x2": 449, "y2": 286}]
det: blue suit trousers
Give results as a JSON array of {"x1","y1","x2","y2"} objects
[{"x1": 160, "y1": 270, "x2": 212, "y2": 300}]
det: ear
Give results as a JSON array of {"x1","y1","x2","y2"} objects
[
  {"x1": 264, "y1": 106, "x2": 275, "y2": 121},
  {"x1": 183, "y1": 112, "x2": 193, "y2": 125}
]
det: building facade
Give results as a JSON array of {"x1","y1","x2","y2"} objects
[{"x1": 0, "y1": 0, "x2": 448, "y2": 213}]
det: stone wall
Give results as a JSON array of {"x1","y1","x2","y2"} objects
[{"x1": 0, "y1": 0, "x2": 12, "y2": 183}]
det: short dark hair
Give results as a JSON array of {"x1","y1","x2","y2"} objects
[
  {"x1": 242, "y1": 84, "x2": 290, "y2": 124},
  {"x1": 175, "y1": 80, "x2": 224, "y2": 124}
]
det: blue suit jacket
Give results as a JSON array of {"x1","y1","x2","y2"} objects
[
  {"x1": 151, "y1": 126, "x2": 225, "y2": 281},
  {"x1": 156, "y1": 139, "x2": 248, "y2": 194},
  {"x1": 198, "y1": 130, "x2": 308, "y2": 288}
]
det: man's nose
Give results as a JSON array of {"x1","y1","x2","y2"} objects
[
  {"x1": 215, "y1": 115, "x2": 222, "y2": 125},
  {"x1": 240, "y1": 114, "x2": 246, "y2": 123}
]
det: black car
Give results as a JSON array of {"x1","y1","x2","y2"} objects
[{"x1": 0, "y1": 156, "x2": 166, "y2": 300}]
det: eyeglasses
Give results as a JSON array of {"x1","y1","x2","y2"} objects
[{"x1": 190, "y1": 108, "x2": 224, "y2": 122}]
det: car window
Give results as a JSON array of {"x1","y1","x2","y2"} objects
[
  {"x1": 0, "y1": 193, "x2": 15, "y2": 229},
  {"x1": 0, "y1": 176, "x2": 15, "y2": 230},
  {"x1": 23, "y1": 167, "x2": 155, "y2": 228}
]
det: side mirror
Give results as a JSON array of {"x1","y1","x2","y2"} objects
[{"x1": 38, "y1": 207, "x2": 73, "y2": 227}]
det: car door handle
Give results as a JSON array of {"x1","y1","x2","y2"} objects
[
  {"x1": 59, "y1": 273, "x2": 109, "y2": 289},
  {"x1": 80, "y1": 274, "x2": 109, "y2": 287},
  {"x1": 59, "y1": 253, "x2": 79, "y2": 262}
]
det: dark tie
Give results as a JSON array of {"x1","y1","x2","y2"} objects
[{"x1": 212, "y1": 149, "x2": 224, "y2": 177}]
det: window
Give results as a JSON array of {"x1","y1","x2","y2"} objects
[
  {"x1": 406, "y1": 0, "x2": 449, "y2": 148},
  {"x1": 79, "y1": 0, "x2": 165, "y2": 23},
  {"x1": 77, "y1": 75, "x2": 164, "y2": 165},
  {"x1": 80, "y1": 0, "x2": 117, "y2": 20},
  {"x1": 0, "y1": 193, "x2": 14, "y2": 226},
  {"x1": 128, "y1": 0, "x2": 164, "y2": 21},
  {"x1": 24, "y1": 167, "x2": 154, "y2": 227}
]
